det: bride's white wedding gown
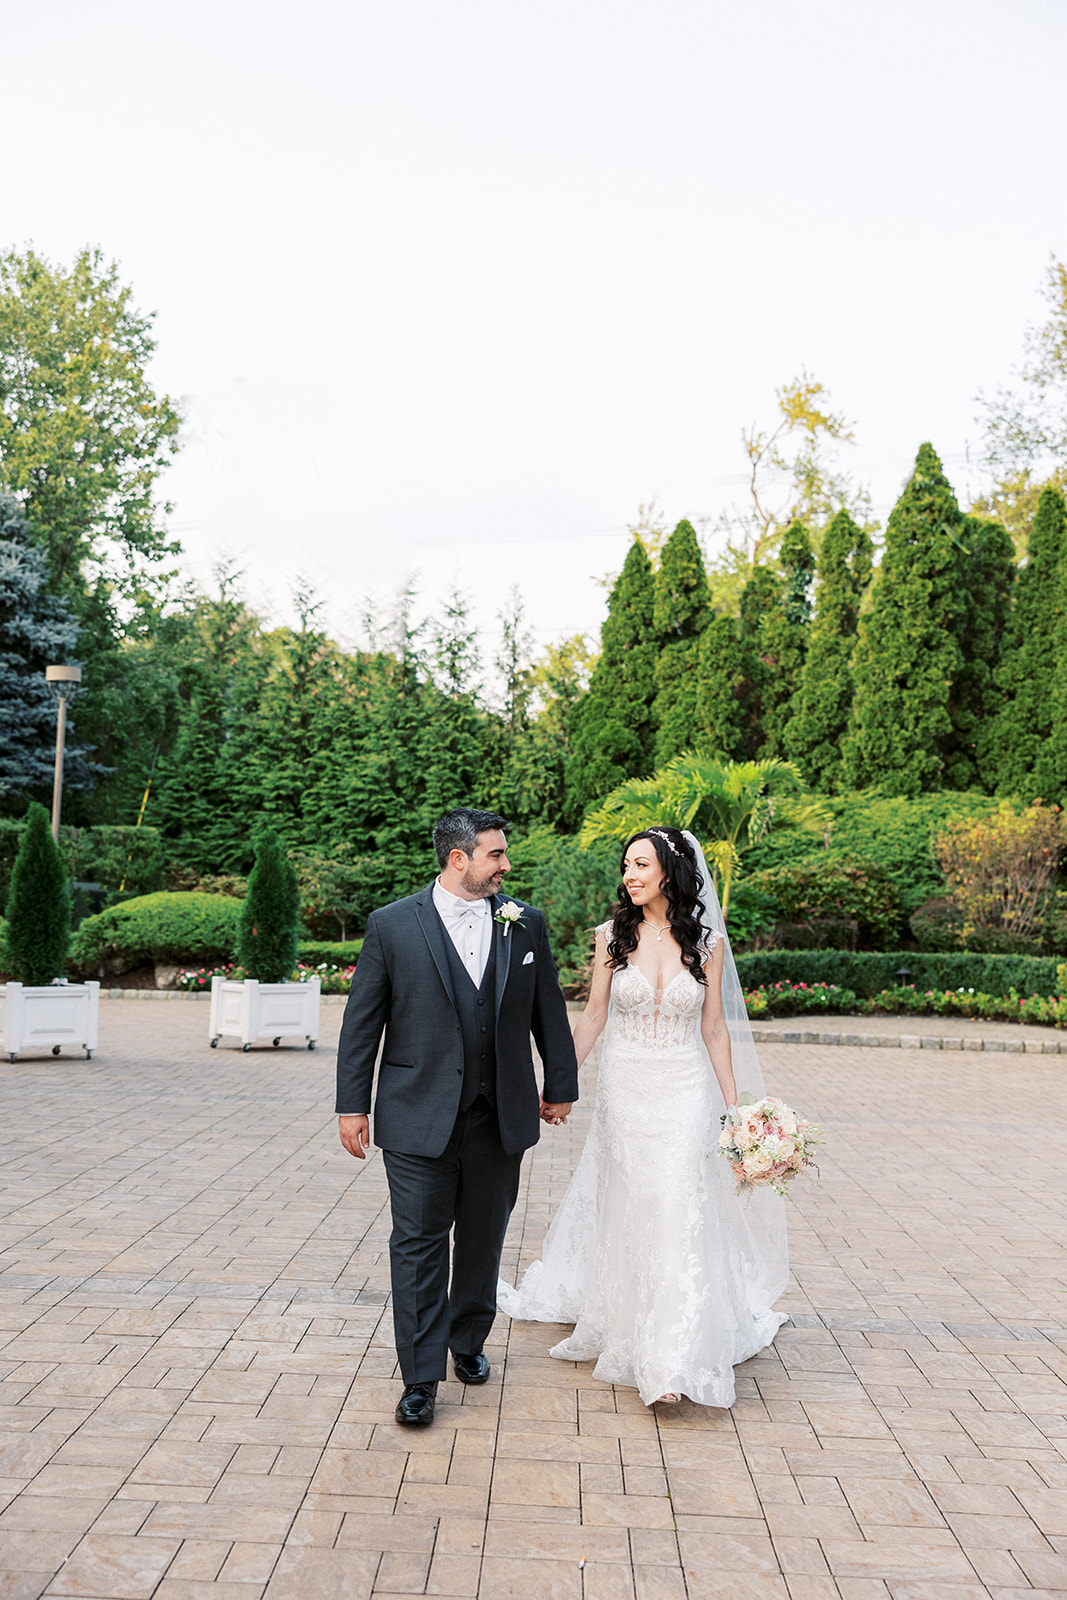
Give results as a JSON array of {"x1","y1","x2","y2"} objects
[{"x1": 498, "y1": 933, "x2": 787, "y2": 1407}]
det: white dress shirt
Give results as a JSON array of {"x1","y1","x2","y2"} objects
[{"x1": 432, "y1": 879, "x2": 493, "y2": 986}]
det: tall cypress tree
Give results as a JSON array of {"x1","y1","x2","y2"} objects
[
  {"x1": 565, "y1": 540, "x2": 657, "y2": 823},
  {"x1": 693, "y1": 615, "x2": 744, "y2": 758},
  {"x1": 844, "y1": 444, "x2": 966, "y2": 796},
  {"x1": 652, "y1": 520, "x2": 710, "y2": 764},
  {"x1": 1030, "y1": 490, "x2": 1067, "y2": 804},
  {"x1": 945, "y1": 516, "x2": 1015, "y2": 790},
  {"x1": 757, "y1": 520, "x2": 815, "y2": 756},
  {"x1": 979, "y1": 485, "x2": 1067, "y2": 798},
  {"x1": 786, "y1": 509, "x2": 873, "y2": 789},
  {"x1": 736, "y1": 564, "x2": 781, "y2": 758}
]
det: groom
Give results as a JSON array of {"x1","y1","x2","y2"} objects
[{"x1": 336, "y1": 807, "x2": 578, "y2": 1427}]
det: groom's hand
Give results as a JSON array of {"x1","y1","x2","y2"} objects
[
  {"x1": 540, "y1": 1098, "x2": 572, "y2": 1126},
  {"x1": 338, "y1": 1114, "x2": 370, "y2": 1159}
]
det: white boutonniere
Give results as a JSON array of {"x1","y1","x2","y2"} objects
[{"x1": 494, "y1": 901, "x2": 525, "y2": 937}]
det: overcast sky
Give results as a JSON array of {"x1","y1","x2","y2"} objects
[{"x1": 5, "y1": 0, "x2": 1066, "y2": 663}]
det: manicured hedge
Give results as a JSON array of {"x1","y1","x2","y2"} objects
[
  {"x1": 297, "y1": 939, "x2": 363, "y2": 966},
  {"x1": 734, "y1": 949, "x2": 1065, "y2": 998},
  {"x1": 0, "y1": 819, "x2": 163, "y2": 907},
  {"x1": 69, "y1": 892, "x2": 240, "y2": 972}
]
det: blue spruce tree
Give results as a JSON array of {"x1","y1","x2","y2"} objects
[{"x1": 0, "y1": 491, "x2": 101, "y2": 808}]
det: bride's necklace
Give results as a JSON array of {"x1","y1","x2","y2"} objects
[{"x1": 642, "y1": 917, "x2": 669, "y2": 941}]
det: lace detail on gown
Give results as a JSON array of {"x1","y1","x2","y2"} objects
[{"x1": 497, "y1": 935, "x2": 786, "y2": 1408}]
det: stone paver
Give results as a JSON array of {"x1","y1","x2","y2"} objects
[{"x1": 0, "y1": 1001, "x2": 1065, "y2": 1599}]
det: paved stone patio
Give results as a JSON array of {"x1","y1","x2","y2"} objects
[{"x1": 1, "y1": 1000, "x2": 1066, "y2": 1599}]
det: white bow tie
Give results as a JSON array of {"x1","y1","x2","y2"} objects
[{"x1": 442, "y1": 896, "x2": 489, "y2": 920}]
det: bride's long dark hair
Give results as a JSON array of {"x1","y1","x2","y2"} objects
[{"x1": 606, "y1": 826, "x2": 708, "y2": 986}]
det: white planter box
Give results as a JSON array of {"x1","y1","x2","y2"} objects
[
  {"x1": 209, "y1": 977, "x2": 321, "y2": 1051},
  {"x1": 1, "y1": 981, "x2": 100, "y2": 1062}
]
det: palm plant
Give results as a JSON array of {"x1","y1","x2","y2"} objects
[{"x1": 579, "y1": 751, "x2": 832, "y2": 915}]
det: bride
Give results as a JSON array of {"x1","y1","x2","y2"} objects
[{"x1": 498, "y1": 825, "x2": 788, "y2": 1408}]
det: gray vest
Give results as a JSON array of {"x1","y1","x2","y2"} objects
[{"x1": 439, "y1": 921, "x2": 498, "y2": 1111}]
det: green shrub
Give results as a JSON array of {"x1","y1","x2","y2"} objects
[
  {"x1": 236, "y1": 828, "x2": 300, "y2": 983},
  {"x1": 734, "y1": 948, "x2": 1063, "y2": 998},
  {"x1": 744, "y1": 791, "x2": 1000, "y2": 913},
  {"x1": 747, "y1": 854, "x2": 901, "y2": 947},
  {"x1": 507, "y1": 828, "x2": 619, "y2": 981},
  {"x1": 0, "y1": 819, "x2": 163, "y2": 908},
  {"x1": 70, "y1": 892, "x2": 240, "y2": 973},
  {"x1": 297, "y1": 939, "x2": 363, "y2": 966},
  {"x1": 4, "y1": 803, "x2": 71, "y2": 985},
  {"x1": 162, "y1": 866, "x2": 248, "y2": 898},
  {"x1": 723, "y1": 880, "x2": 778, "y2": 945}
]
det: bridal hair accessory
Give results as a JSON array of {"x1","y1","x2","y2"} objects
[
  {"x1": 719, "y1": 1093, "x2": 823, "y2": 1199},
  {"x1": 647, "y1": 829, "x2": 680, "y2": 855},
  {"x1": 494, "y1": 901, "x2": 525, "y2": 937}
]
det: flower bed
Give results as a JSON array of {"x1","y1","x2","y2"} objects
[
  {"x1": 176, "y1": 961, "x2": 355, "y2": 996},
  {"x1": 742, "y1": 980, "x2": 1067, "y2": 1028}
]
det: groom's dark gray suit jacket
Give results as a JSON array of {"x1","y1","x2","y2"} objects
[{"x1": 335, "y1": 887, "x2": 579, "y2": 1158}]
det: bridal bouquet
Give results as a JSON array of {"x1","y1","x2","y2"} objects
[{"x1": 719, "y1": 1094, "x2": 822, "y2": 1198}]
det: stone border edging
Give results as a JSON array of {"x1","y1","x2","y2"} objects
[{"x1": 750, "y1": 1025, "x2": 1066, "y2": 1055}]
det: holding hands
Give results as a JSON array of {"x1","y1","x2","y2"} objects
[{"x1": 540, "y1": 1097, "x2": 572, "y2": 1126}]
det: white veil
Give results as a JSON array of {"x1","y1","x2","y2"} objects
[{"x1": 681, "y1": 829, "x2": 790, "y2": 1308}]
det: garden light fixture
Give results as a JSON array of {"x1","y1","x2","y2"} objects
[{"x1": 45, "y1": 664, "x2": 82, "y2": 840}]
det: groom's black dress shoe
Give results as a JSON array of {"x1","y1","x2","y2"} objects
[
  {"x1": 452, "y1": 1351, "x2": 490, "y2": 1385},
  {"x1": 395, "y1": 1382, "x2": 437, "y2": 1426}
]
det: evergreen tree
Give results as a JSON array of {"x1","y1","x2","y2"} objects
[
  {"x1": 491, "y1": 638, "x2": 588, "y2": 829},
  {"x1": 945, "y1": 516, "x2": 1015, "y2": 789},
  {"x1": 565, "y1": 540, "x2": 657, "y2": 823},
  {"x1": 736, "y1": 564, "x2": 781, "y2": 758},
  {"x1": 0, "y1": 491, "x2": 101, "y2": 807},
  {"x1": 844, "y1": 444, "x2": 966, "y2": 796},
  {"x1": 979, "y1": 486, "x2": 1067, "y2": 798},
  {"x1": 693, "y1": 615, "x2": 744, "y2": 758},
  {"x1": 151, "y1": 570, "x2": 264, "y2": 871},
  {"x1": 4, "y1": 801, "x2": 70, "y2": 983},
  {"x1": 757, "y1": 520, "x2": 815, "y2": 756},
  {"x1": 652, "y1": 520, "x2": 710, "y2": 764},
  {"x1": 1031, "y1": 491, "x2": 1067, "y2": 803},
  {"x1": 236, "y1": 826, "x2": 299, "y2": 983},
  {"x1": 786, "y1": 509, "x2": 873, "y2": 789}
]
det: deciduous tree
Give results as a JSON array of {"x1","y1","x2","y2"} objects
[{"x1": 0, "y1": 247, "x2": 181, "y2": 596}]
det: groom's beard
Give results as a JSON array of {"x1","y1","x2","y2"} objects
[{"x1": 458, "y1": 866, "x2": 502, "y2": 900}]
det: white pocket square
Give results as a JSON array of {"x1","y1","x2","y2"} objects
[{"x1": 522, "y1": 950, "x2": 535, "y2": 965}]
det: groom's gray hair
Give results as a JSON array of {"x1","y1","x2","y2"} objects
[{"x1": 433, "y1": 807, "x2": 511, "y2": 868}]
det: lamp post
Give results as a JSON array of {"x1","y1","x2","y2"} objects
[{"x1": 45, "y1": 664, "x2": 82, "y2": 840}]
